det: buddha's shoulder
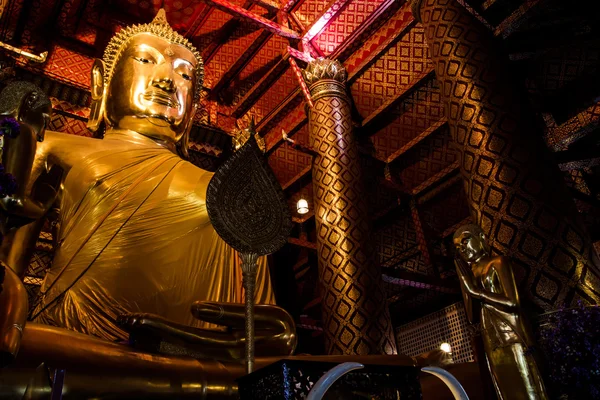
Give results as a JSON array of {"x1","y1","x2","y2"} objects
[{"x1": 174, "y1": 160, "x2": 215, "y2": 193}]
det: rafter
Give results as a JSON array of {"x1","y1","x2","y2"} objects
[
  {"x1": 417, "y1": 174, "x2": 462, "y2": 204},
  {"x1": 186, "y1": 3, "x2": 214, "y2": 38},
  {"x1": 342, "y1": 2, "x2": 415, "y2": 76},
  {"x1": 278, "y1": 0, "x2": 299, "y2": 12},
  {"x1": 292, "y1": 256, "x2": 310, "y2": 272},
  {"x1": 288, "y1": 237, "x2": 317, "y2": 250},
  {"x1": 201, "y1": 1, "x2": 260, "y2": 64},
  {"x1": 232, "y1": 54, "x2": 290, "y2": 118},
  {"x1": 234, "y1": 0, "x2": 402, "y2": 127},
  {"x1": 302, "y1": 0, "x2": 351, "y2": 41},
  {"x1": 259, "y1": 1, "x2": 410, "y2": 152},
  {"x1": 386, "y1": 118, "x2": 448, "y2": 164},
  {"x1": 361, "y1": 70, "x2": 435, "y2": 133},
  {"x1": 282, "y1": 164, "x2": 311, "y2": 193},
  {"x1": 209, "y1": 30, "x2": 273, "y2": 96},
  {"x1": 303, "y1": 297, "x2": 322, "y2": 312},
  {"x1": 410, "y1": 162, "x2": 460, "y2": 197},
  {"x1": 200, "y1": 0, "x2": 300, "y2": 38},
  {"x1": 371, "y1": 196, "x2": 405, "y2": 225},
  {"x1": 253, "y1": 0, "x2": 280, "y2": 11},
  {"x1": 494, "y1": 0, "x2": 545, "y2": 38}
]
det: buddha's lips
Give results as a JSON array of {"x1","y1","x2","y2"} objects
[{"x1": 142, "y1": 91, "x2": 180, "y2": 109}]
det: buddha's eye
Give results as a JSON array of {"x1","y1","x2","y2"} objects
[
  {"x1": 134, "y1": 56, "x2": 153, "y2": 64},
  {"x1": 180, "y1": 73, "x2": 192, "y2": 81}
]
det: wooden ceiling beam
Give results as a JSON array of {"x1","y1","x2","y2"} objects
[
  {"x1": 186, "y1": 4, "x2": 215, "y2": 39},
  {"x1": 259, "y1": 1, "x2": 408, "y2": 151},
  {"x1": 380, "y1": 245, "x2": 420, "y2": 269},
  {"x1": 252, "y1": 0, "x2": 280, "y2": 11},
  {"x1": 303, "y1": 297, "x2": 322, "y2": 312},
  {"x1": 411, "y1": 162, "x2": 460, "y2": 198},
  {"x1": 288, "y1": 237, "x2": 317, "y2": 250},
  {"x1": 235, "y1": 0, "x2": 401, "y2": 125},
  {"x1": 297, "y1": 315, "x2": 323, "y2": 332},
  {"x1": 210, "y1": 30, "x2": 273, "y2": 96},
  {"x1": 493, "y1": 0, "x2": 544, "y2": 39},
  {"x1": 232, "y1": 54, "x2": 291, "y2": 118},
  {"x1": 301, "y1": 0, "x2": 351, "y2": 41},
  {"x1": 344, "y1": 6, "x2": 416, "y2": 81},
  {"x1": 201, "y1": 1, "x2": 257, "y2": 64},
  {"x1": 417, "y1": 173, "x2": 462, "y2": 204},
  {"x1": 360, "y1": 70, "x2": 435, "y2": 134},
  {"x1": 282, "y1": 164, "x2": 311, "y2": 192},
  {"x1": 200, "y1": 0, "x2": 300, "y2": 39},
  {"x1": 281, "y1": 0, "x2": 301, "y2": 13},
  {"x1": 386, "y1": 118, "x2": 448, "y2": 164}
]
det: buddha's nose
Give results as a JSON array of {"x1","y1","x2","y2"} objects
[
  {"x1": 151, "y1": 62, "x2": 176, "y2": 93},
  {"x1": 153, "y1": 77, "x2": 175, "y2": 93}
]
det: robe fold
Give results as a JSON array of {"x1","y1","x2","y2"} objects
[{"x1": 35, "y1": 132, "x2": 274, "y2": 341}]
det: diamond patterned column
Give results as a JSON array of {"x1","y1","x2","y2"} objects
[
  {"x1": 303, "y1": 59, "x2": 397, "y2": 355},
  {"x1": 412, "y1": 0, "x2": 600, "y2": 309}
]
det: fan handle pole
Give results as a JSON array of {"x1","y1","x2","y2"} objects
[{"x1": 240, "y1": 252, "x2": 259, "y2": 374}]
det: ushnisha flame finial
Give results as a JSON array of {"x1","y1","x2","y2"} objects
[
  {"x1": 102, "y1": 8, "x2": 204, "y2": 101},
  {"x1": 152, "y1": 8, "x2": 169, "y2": 25}
]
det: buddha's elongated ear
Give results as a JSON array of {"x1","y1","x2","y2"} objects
[{"x1": 87, "y1": 59, "x2": 105, "y2": 135}]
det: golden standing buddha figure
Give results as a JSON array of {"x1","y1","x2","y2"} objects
[
  {"x1": 0, "y1": 10, "x2": 279, "y2": 343},
  {"x1": 453, "y1": 224, "x2": 548, "y2": 400}
]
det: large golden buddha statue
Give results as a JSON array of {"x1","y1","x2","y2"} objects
[{"x1": 0, "y1": 10, "x2": 275, "y2": 342}]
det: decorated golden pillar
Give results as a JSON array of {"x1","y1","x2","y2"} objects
[
  {"x1": 411, "y1": 0, "x2": 600, "y2": 308},
  {"x1": 303, "y1": 59, "x2": 397, "y2": 355}
]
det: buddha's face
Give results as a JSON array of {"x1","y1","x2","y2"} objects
[
  {"x1": 104, "y1": 33, "x2": 197, "y2": 143},
  {"x1": 454, "y1": 229, "x2": 489, "y2": 264}
]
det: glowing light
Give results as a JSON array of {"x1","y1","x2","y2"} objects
[
  {"x1": 440, "y1": 342, "x2": 452, "y2": 353},
  {"x1": 297, "y1": 199, "x2": 309, "y2": 214}
]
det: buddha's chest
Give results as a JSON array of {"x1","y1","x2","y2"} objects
[{"x1": 59, "y1": 152, "x2": 208, "y2": 231}]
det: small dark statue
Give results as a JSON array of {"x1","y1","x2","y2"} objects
[
  {"x1": 453, "y1": 224, "x2": 548, "y2": 400},
  {"x1": 0, "y1": 81, "x2": 53, "y2": 222}
]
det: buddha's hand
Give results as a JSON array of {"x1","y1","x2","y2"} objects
[
  {"x1": 119, "y1": 303, "x2": 296, "y2": 336},
  {"x1": 117, "y1": 303, "x2": 297, "y2": 358},
  {"x1": 192, "y1": 301, "x2": 297, "y2": 355},
  {"x1": 116, "y1": 312, "x2": 187, "y2": 337},
  {"x1": 191, "y1": 301, "x2": 295, "y2": 332}
]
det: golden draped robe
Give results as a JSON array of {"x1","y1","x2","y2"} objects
[{"x1": 34, "y1": 132, "x2": 274, "y2": 341}]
